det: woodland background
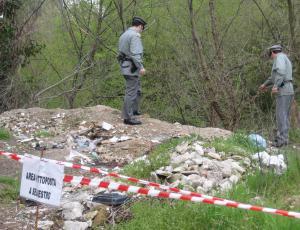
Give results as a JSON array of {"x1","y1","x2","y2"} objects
[{"x1": 1, "y1": 0, "x2": 300, "y2": 133}]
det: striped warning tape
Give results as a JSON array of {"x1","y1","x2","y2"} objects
[
  {"x1": 2, "y1": 150, "x2": 300, "y2": 219},
  {"x1": 0, "y1": 151, "x2": 234, "y2": 203},
  {"x1": 63, "y1": 174, "x2": 300, "y2": 219}
]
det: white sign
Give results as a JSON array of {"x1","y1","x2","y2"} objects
[{"x1": 20, "y1": 155, "x2": 64, "y2": 206}]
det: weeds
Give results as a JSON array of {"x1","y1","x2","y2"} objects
[
  {"x1": 205, "y1": 132, "x2": 263, "y2": 156},
  {"x1": 116, "y1": 147, "x2": 300, "y2": 230},
  {"x1": 0, "y1": 128, "x2": 10, "y2": 140},
  {"x1": 122, "y1": 137, "x2": 185, "y2": 179},
  {"x1": 34, "y1": 130, "x2": 54, "y2": 138},
  {"x1": 0, "y1": 176, "x2": 19, "y2": 202}
]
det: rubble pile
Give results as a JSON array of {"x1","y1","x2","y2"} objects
[
  {"x1": 151, "y1": 141, "x2": 250, "y2": 193},
  {"x1": 151, "y1": 141, "x2": 288, "y2": 194}
]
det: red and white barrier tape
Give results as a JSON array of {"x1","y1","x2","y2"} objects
[
  {"x1": 63, "y1": 174, "x2": 300, "y2": 219},
  {"x1": 2, "y1": 150, "x2": 300, "y2": 219},
  {"x1": 0, "y1": 151, "x2": 233, "y2": 203}
]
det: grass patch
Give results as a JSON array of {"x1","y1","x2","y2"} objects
[
  {"x1": 116, "y1": 148, "x2": 300, "y2": 230},
  {"x1": 0, "y1": 176, "x2": 20, "y2": 202},
  {"x1": 122, "y1": 137, "x2": 191, "y2": 179},
  {"x1": 0, "y1": 128, "x2": 11, "y2": 140},
  {"x1": 289, "y1": 128, "x2": 300, "y2": 144},
  {"x1": 34, "y1": 129, "x2": 54, "y2": 138},
  {"x1": 205, "y1": 132, "x2": 263, "y2": 156}
]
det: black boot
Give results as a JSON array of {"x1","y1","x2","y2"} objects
[
  {"x1": 133, "y1": 111, "x2": 142, "y2": 116},
  {"x1": 124, "y1": 119, "x2": 142, "y2": 125}
]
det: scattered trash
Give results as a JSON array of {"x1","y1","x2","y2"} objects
[
  {"x1": 108, "y1": 136, "x2": 131, "y2": 143},
  {"x1": 66, "y1": 149, "x2": 94, "y2": 165},
  {"x1": 248, "y1": 134, "x2": 267, "y2": 149},
  {"x1": 252, "y1": 151, "x2": 287, "y2": 174},
  {"x1": 92, "y1": 192, "x2": 130, "y2": 206},
  {"x1": 102, "y1": 122, "x2": 114, "y2": 131}
]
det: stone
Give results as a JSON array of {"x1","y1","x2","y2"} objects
[
  {"x1": 63, "y1": 221, "x2": 89, "y2": 230},
  {"x1": 83, "y1": 211, "x2": 98, "y2": 221},
  {"x1": 62, "y1": 202, "x2": 84, "y2": 220},
  {"x1": 202, "y1": 180, "x2": 215, "y2": 192},
  {"x1": 207, "y1": 152, "x2": 221, "y2": 160},
  {"x1": 187, "y1": 174, "x2": 205, "y2": 188},
  {"x1": 173, "y1": 166, "x2": 186, "y2": 173},
  {"x1": 243, "y1": 157, "x2": 251, "y2": 167},
  {"x1": 193, "y1": 157, "x2": 203, "y2": 165},
  {"x1": 38, "y1": 221, "x2": 54, "y2": 230},
  {"x1": 193, "y1": 143, "x2": 204, "y2": 155},
  {"x1": 155, "y1": 169, "x2": 172, "y2": 177},
  {"x1": 92, "y1": 206, "x2": 108, "y2": 227},
  {"x1": 220, "y1": 180, "x2": 232, "y2": 192},
  {"x1": 196, "y1": 186, "x2": 205, "y2": 193},
  {"x1": 229, "y1": 175, "x2": 240, "y2": 184},
  {"x1": 175, "y1": 142, "x2": 189, "y2": 154}
]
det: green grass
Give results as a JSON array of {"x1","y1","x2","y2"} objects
[
  {"x1": 205, "y1": 132, "x2": 263, "y2": 156},
  {"x1": 289, "y1": 128, "x2": 300, "y2": 144},
  {"x1": 122, "y1": 137, "x2": 192, "y2": 180},
  {"x1": 0, "y1": 128, "x2": 11, "y2": 140},
  {"x1": 34, "y1": 129, "x2": 54, "y2": 138},
  {"x1": 115, "y1": 148, "x2": 300, "y2": 230},
  {"x1": 0, "y1": 176, "x2": 20, "y2": 202}
]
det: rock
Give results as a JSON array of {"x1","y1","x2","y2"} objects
[
  {"x1": 38, "y1": 221, "x2": 54, "y2": 230},
  {"x1": 229, "y1": 175, "x2": 240, "y2": 184},
  {"x1": 62, "y1": 202, "x2": 84, "y2": 220},
  {"x1": 193, "y1": 143, "x2": 204, "y2": 155},
  {"x1": 63, "y1": 221, "x2": 89, "y2": 230},
  {"x1": 202, "y1": 180, "x2": 215, "y2": 192},
  {"x1": 192, "y1": 157, "x2": 203, "y2": 165},
  {"x1": 231, "y1": 155, "x2": 243, "y2": 161},
  {"x1": 220, "y1": 180, "x2": 232, "y2": 192},
  {"x1": 83, "y1": 211, "x2": 98, "y2": 221},
  {"x1": 243, "y1": 157, "x2": 251, "y2": 167},
  {"x1": 196, "y1": 186, "x2": 205, "y2": 193},
  {"x1": 219, "y1": 163, "x2": 232, "y2": 178},
  {"x1": 171, "y1": 154, "x2": 190, "y2": 166},
  {"x1": 155, "y1": 169, "x2": 172, "y2": 178},
  {"x1": 187, "y1": 174, "x2": 205, "y2": 188},
  {"x1": 181, "y1": 171, "x2": 199, "y2": 176},
  {"x1": 207, "y1": 152, "x2": 221, "y2": 160},
  {"x1": 175, "y1": 142, "x2": 189, "y2": 154},
  {"x1": 173, "y1": 166, "x2": 187, "y2": 173},
  {"x1": 92, "y1": 206, "x2": 108, "y2": 226},
  {"x1": 169, "y1": 173, "x2": 182, "y2": 182}
]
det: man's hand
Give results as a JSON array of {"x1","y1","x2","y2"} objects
[
  {"x1": 139, "y1": 68, "x2": 146, "y2": 76},
  {"x1": 259, "y1": 84, "x2": 267, "y2": 92},
  {"x1": 271, "y1": 87, "x2": 279, "y2": 94}
]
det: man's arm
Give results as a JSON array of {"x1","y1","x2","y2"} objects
[
  {"x1": 129, "y1": 34, "x2": 144, "y2": 71},
  {"x1": 272, "y1": 56, "x2": 285, "y2": 88}
]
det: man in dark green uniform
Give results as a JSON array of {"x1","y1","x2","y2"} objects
[
  {"x1": 259, "y1": 45, "x2": 294, "y2": 147},
  {"x1": 118, "y1": 17, "x2": 147, "y2": 125}
]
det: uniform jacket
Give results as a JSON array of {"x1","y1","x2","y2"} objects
[
  {"x1": 118, "y1": 28, "x2": 144, "y2": 76},
  {"x1": 264, "y1": 53, "x2": 294, "y2": 96}
]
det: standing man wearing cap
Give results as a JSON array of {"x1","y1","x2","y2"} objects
[
  {"x1": 259, "y1": 45, "x2": 294, "y2": 147},
  {"x1": 118, "y1": 17, "x2": 147, "y2": 125}
]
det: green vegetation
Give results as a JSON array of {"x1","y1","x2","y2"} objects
[
  {"x1": 116, "y1": 148, "x2": 300, "y2": 230},
  {"x1": 0, "y1": 176, "x2": 20, "y2": 202},
  {"x1": 0, "y1": 128, "x2": 11, "y2": 140},
  {"x1": 289, "y1": 128, "x2": 300, "y2": 144},
  {"x1": 34, "y1": 129, "x2": 54, "y2": 138},
  {"x1": 204, "y1": 132, "x2": 263, "y2": 156},
  {"x1": 122, "y1": 137, "x2": 186, "y2": 179}
]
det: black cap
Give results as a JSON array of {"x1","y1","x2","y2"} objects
[{"x1": 132, "y1": 16, "x2": 147, "y2": 27}]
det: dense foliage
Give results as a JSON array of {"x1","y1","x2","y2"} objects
[{"x1": 1, "y1": 0, "x2": 299, "y2": 131}]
